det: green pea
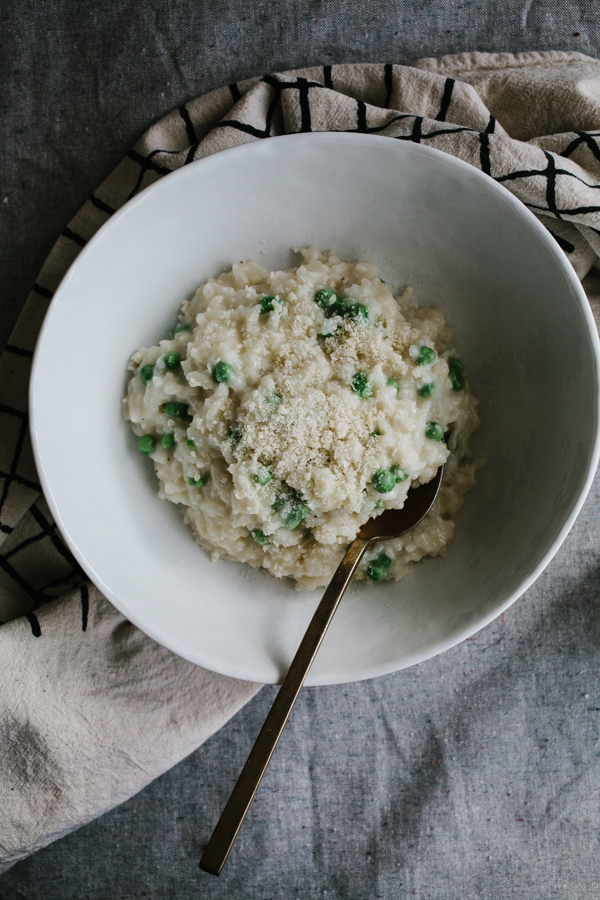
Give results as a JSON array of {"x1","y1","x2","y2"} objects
[
  {"x1": 140, "y1": 364, "x2": 155, "y2": 385},
  {"x1": 350, "y1": 303, "x2": 369, "y2": 322},
  {"x1": 163, "y1": 351, "x2": 181, "y2": 370},
  {"x1": 266, "y1": 393, "x2": 281, "y2": 408},
  {"x1": 390, "y1": 465, "x2": 408, "y2": 483},
  {"x1": 283, "y1": 501, "x2": 309, "y2": 530},
  {"x1": 174, "y1": 322, "x2": 192, "y2": 334},
  {"x1": 260, "y1": 295, "x2": 283, "y2": 315},
  {"x1": 187, "y1": 473, "x2": 209, "y2": 487},
  {"x1": 331, "y1": 297, "x2": 353, "y2": 317},
  {"x1": 252, "y1": 528, "x2": 269, "y2": 546},
  {"x1": 164, "y1": 401, "x2": 188, "y2": 417},
  {"x1": 372, "y1": 469, "x2": 396, "y2": 493},
  {"x1": 416, "y1": 346, "x2": 436, "y2": 366},
  {"x1": 367, "y1": 554, "x2": 392, "y2": 582},
  {"x1": 138, "y1": 435, "x2": 155, "y2": 455},
  {"x1": 213, "y1": 361, "x2": 234, "y2": 383},
  {"x1": 254, "y1": 465, "x2": 273, "y2": 486},
  {"x1": 418, "y1": 382, "x2": 435, "y2": 398},
  {"x1": 314, "y1": 288, "x2": 338, "y2": 309},
  {"x1": 186, "y1": 438, "x2": 196, "y2": 449},
  {"x1": 161, "y1": 433, "x2": 176, "y2": 449},
  {"x1": 448, "y1": 358, "x2": 465, "y2": 391},
  {"x1": 425, "y1": 421, "x2": 444, "y2": 442},
  {"x1": 347, "y1": 302, "x2": 369, "y2": 322},
  {"x1": 387, "y1": 376, "x2": 399, "y2": 390},
  {"x1": 271, "y1": 496, "x2": 286, "y2": 512},
  {"x1": 228, "y1": 425, "x2": 242, "y2": 445},
  {"x1": 351, "y1": 372, "x2": 373, "y2": 399}
]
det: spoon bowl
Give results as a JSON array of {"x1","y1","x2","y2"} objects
[{"x1": 359, "y1": 467, "x2": 444, "y2": 541}]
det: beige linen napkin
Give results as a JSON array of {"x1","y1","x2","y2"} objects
[{"x1": 2, "y1": 50, "x2": 600, "y2": 871}]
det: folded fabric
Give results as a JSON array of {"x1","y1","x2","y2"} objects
[{"x1": 2, "y1": 50, "x2": 600, "y2": 872}]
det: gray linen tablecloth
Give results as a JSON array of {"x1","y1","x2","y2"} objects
[{"x1": 3, "y1": 2, "x2": 600, "y2": 898}]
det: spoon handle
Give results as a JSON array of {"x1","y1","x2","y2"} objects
[{"x1": 199, "y1": 536, "x2": 370, "y2": 875}]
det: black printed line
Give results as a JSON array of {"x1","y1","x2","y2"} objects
[
  {"x1": 4, "y1": 345, "x2": 33, "y2": 359},
  {"x1": 424, "y1": 125, "x2": 478, "y2": 139},
  {"x1": 0, "y1": 554, "x2": 44, "y2": 602},
  {"x1": 0, "y1": 402, "x2": 27, "y2": 421},
  {"x1": 128, "y1": 149, "x2": 171, "y2": 176},
  {"x1": 62, "y1": 227, "x2": 87, "y2": 247},
  {"x1": 485, "y1": 115, "x2": 496, "y2": 134},
  {"x1": 89, "y1": 194, "x2": 116, "y2": 216},
  {"x1": 49, "y1": 532, "x2": 79, "y2": 567},
  {"x1": 265, "y1": 76, "x2": 326, "y2": 91},
  {"x1": 0, "y1": 470, "x2": 40, "y2": 492},
  {"x1": 145, "y1": 148, "x2": 183, "y2": 159},
  {"x1": 525, "y1": 200, "x2": 600, "y2": 215},
  {"x1": 556, "y1": 204, "x2": 600, "y2": 214},
  {"x1": 323, "y1": 65, "x2": 333, "y2": 89},
  {"x1": 561, "y1": 135, "x2": 586, "y2": 158},
  {"x1": 547, "y1": 229, "x2": 575, "y2": 253},
  {"x1": 229, "y1": 82, "x2": 242, "y2": 103},
  {"x1": 127, "y1": 164, "x2": 150, "y2": 200},
  {"x1": 81, "y1": 583, "x2": 89, "y2": 632},
  {"x1": 561, "y1": 131, "x2": 600, "y2": 163},
  {"x1": 410, "y1": 117, "x2": 423, "y2": 142},
  {"x1": 356, "y1": 100, "x2": 368, "y2": 133},
  {"x1": 185, "y1": 144, "x2": 199, "y2": 164},
  {"x1": 40, "y1": 568, "x2": 82, "y2": 592},
  {"x1": 178, "y1": 105, "x2": 198, "y2": 146},
  {"x1": 362, "y1": 113, "x2": 415, "y2": 134},
  {"x1": 383, "y1": 63, "x2": 393, "y2": 108},
  {"x1": 381, "y1": 119, "x2": 476, "y2": 141},
  {"x1": 479, "y1": 132, "x2": 491, "y2": 175},
  {"x1": 264, "y1": 86, "x2": 281, "y2": 137},
  {"x1": 29, "y1": 503, "x2": 64, "y2": 535},
  {"x1": 25, "y1": 612, "x2": 41, "y2": 637},
  {"x1": 0, "y1": 417, "x2": 29, "y2": 518},
  {"x1": 495, "y1": 167, "x2": 549, "y2": 183},
  {"x1": 297, "y1": 78, "x2": 312, "y2": 132},
  {"x1": 4, "y1": 500, "x2": 66, "y2": 562},
  {"x1": 492, "y1": 160, "x2": 600, "y2": 191},
  {"x1": 551, "y1": 168, "x2": 600, "y2": 191},
  {"x1": 3, "y1": 527, "x2": 52, "y2": 561},
  {"x1": 221, "y1": 77, "x2": 281, "y2": 140},
  {"x1": 125, "y1": 146, "x2": 174, "y2": 200},
  {"x1": 261, "y1": 73, "x2": 279, "y2": 90},
  {"x1": 29, "y1": 504, "x2": 79, "y2": 568},
  {"x1": 544, "y1": 152, "x2": 559, "y2": 218},
  {"x1": 435, "y1": 78, "x2": 455, "y2": 122},
  {"x1": 0, "y1": 523, "x2": 12, "y2": 535},
  {"x1": 33, "y1": 283, "x2": 53, "y2": 300},
  {"x1": 218, "y1": 120, "x2": 267, "y2": 139}
]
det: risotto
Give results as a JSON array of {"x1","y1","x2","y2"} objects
[{"x1": 123, "y1": 248, "x2": 480, "y2": 590}]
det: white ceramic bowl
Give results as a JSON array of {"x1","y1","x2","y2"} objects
[{"x1": 30, "y1": 133, "x2": 600, "y2": 685}]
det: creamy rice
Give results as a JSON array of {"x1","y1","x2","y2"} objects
[{"x1": 123, "y1": 248, "x2": 480, "y2": 590}]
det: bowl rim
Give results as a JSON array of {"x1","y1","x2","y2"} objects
[{"x1": 30, "y1": 131, "x2": 600, "y2": 684}]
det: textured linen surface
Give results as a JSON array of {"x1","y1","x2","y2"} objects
[{"x1": 3, "y1": 45, "x2": 600, "y2": 891}]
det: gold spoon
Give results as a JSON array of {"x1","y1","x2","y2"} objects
[{"x1": 200, "y1": 465, "x2": 444, "y2": 875}]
